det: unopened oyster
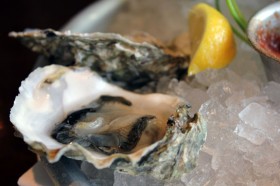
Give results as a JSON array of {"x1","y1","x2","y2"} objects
[
  {"x1": 9, "y1": 29, "x2": 188, "y2": 91},
  {"x1": 10, "y1": 64, "x2": 206, "y2": 180}
]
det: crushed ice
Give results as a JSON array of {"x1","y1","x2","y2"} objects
[{"x1": 159, "y1": 43, "x2": 280, "y2": 185}]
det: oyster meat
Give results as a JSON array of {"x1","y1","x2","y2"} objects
[{"x1": 10, "y1": 64, "x2": 206, "y2": 180}]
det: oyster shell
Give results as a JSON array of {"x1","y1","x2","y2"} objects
[
  {"x1": 9, "y1": 29, "x2": 188, "y2": 91},
  {"x1": 10, "y1": 64, "x2": 206, "y2": 180}
]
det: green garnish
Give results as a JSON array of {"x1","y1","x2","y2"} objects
[{"x1": 215, "y1": 0, "x2": 250, "y2": 45}]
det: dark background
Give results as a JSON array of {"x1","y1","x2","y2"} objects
[{"x1": 0, "y1": 0, "x2": 98, "y2": 185}]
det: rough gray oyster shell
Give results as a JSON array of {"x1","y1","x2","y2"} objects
[
  {"x1": 9, "y1": 29, "x2": 189, "y2": 91},
  {"x1": 10, "y1": 65, "x2": 206, "y2": 180}
]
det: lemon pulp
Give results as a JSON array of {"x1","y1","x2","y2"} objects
[{"x1": 188, "y1": 3, "x2": 236, "y2": 76}]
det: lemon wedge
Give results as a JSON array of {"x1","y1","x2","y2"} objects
[{"x1": 188, "y1": 3, "x2": 236, "y2": 76}]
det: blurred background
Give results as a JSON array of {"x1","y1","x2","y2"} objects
[{"x1": 0, "y1": 0, "x2": 97, "y2": 185}]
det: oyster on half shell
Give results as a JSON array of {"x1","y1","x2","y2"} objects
[
  {"x1": 9, "y1": 29, "x2": 189, "y2": 92},
  {"x1": 10, "y1": 64, "x2": 206, "y2": 180}
]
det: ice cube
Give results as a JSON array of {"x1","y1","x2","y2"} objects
[
  {"x1": 263, "y1": 81, "x2": 280, "y2": 104},
  {"x1": 253, "y1": 162, "x2": 280, "y2": 177},
  {"x1": 234, "y1": 122, "x2": 266, "y2": 145},
  {"x1": 181, "y1": 151, "x2": 215, "y2": 186},
  {"x1": 214, "y1": 176, "x2": 234, "y2": 186},
  {"x1": 243, "y1": 140, "x2": 280, "y2": 167},
  {"x1": 225, "y1": 92, "x2": 246, "y2": 112},
  {"x1": 207, "y1": 80, "x2": 236, "y2": 105},
  {"x1": 194, "y1": 68, "x2": 242, "y2": 88},
  {"x1": 113, "y1": 171, "x2": 164, "y2": 186},
  {"x1": 252, "y1": 177, "x2": 280, "y2": 186},
  {"x1": 239, "y1": 103, "x2": 270, "y2": 130},
  {"x1": 239, "y1": 102, "x2": 280, "y2": 138}
]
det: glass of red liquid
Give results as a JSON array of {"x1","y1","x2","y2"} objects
[{"x1": 247, "y1": 1, "x2": 280, "y2": 82}]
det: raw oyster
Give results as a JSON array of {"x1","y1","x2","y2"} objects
[
  {"x1": 10, "y1": 64, "x2": 206, "y2": 180},
  {"x1": 9, "y1": 29, "x2": 188, "y2": 91}
]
